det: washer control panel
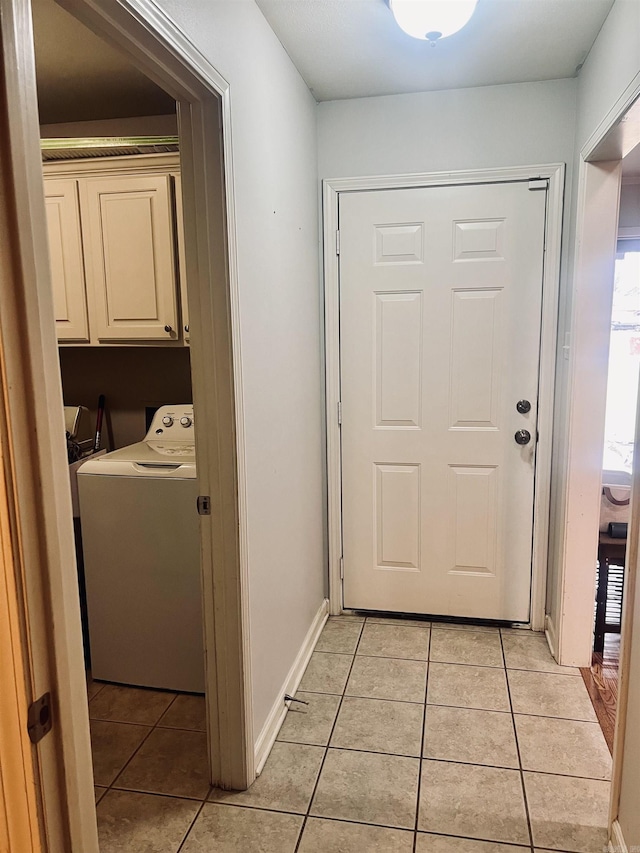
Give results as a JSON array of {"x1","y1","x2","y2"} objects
[{"x1": 147, "y1": 405, "x2": 195, "y2": 439}]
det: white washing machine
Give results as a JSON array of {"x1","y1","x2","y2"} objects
[{"x1": 78, "y1": 405, "x2": 204, "y2": 693}]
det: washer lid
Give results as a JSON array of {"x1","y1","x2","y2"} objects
[{"x1": 78, "y1": 440, "x2": 196, "y2": 478}]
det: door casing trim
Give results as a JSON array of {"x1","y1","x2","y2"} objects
[{"x1": 323, "y1": 164, "x2": 565, "y2": 629}]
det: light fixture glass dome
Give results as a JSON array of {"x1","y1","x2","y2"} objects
[{"x1": 389, "y1": 0, "x2": 479, "y2": 42}]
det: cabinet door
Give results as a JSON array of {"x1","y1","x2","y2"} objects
[
  {"x1": 43, "y1": 179, "x2": 89, "y2": 342},
  {"x1": 80, "y1": 174, "x2": 178, "y2": 341},
  {"x1": 172, "y1": 173, "x2": 190, "y2": 342}
]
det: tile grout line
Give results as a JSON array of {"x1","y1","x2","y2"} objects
[
  {"x1": 104, "y1": 784, "x2": 205, "y2": 803},
  {"x1": 177, "y1": 797, "x2": 588, "y2": 853},
  {"x1": 94, "y1": 719, "x2": 155, "y2": 798},
  {"x1": 94, "y1": 692, "x2": 180, "y2": 804},
  {"x1": 499, "y1": 629, "x2": 535, "y2": 853},
  {"x1": 311, "y1": 648, "x2": 581, "y2": 675},
  {"x1": 87, "y1": 681, "x2": 105, "y2": 703},
  {"x1": 412, "y1": 624, "x2": 432, "y2": 852},
  {"x1": 175, "y1": 799, "x2": 208, "y2": 853},
  {"x1": 191, "y1": 798, "x2": 585, "y2": 849},
  {"x1": 269, "y1": 739, "x2": 610, "y2": 782},
  {"x1": 292, "y1": 690, "x2": 598, "y2": 718},
  {"x1": 92, "y1": 718, "x2": 206, "y2": 735},
  {"x1": 292, "y1": 617, "x2": 366, "y2": 852}
]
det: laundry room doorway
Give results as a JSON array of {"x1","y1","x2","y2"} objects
[{"x1": 0, "y1": 0, "x2": 252, "y2": 849}]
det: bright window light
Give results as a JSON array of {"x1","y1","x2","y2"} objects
[
  {"x1": 603, "y1": 242, "x2": 640, "y2": 475},
  {"x1": 389, "y1": 0, "x2": 479, "y2": 42}
]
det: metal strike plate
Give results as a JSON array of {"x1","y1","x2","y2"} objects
[
  {"x1": 197, "y1": 495, "x2": 211, "y2": 515},
  {"x1": 28, "y1": 692, "x2": 52, "y2": 744}
]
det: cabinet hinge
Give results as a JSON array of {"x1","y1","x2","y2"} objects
[
  {"x1": 28, "y1": 692, "x2": 53, "y2": 744},
  {"x1": 340, "y1": 557, "x2": 344, "y2": 580},
  {"x1": 528, "y1": 178, "x2": 549, "y2": 191},
  {"x1": 337, "y1": 401, "x2": 342, "y2": 425},
  {"x1": 197, "y1": 495, "x2": 211, "y2": 515},
  {"x1": 336, "y1": 230, "x2": 340, "y2": 255}
]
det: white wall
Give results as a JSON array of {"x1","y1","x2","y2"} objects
[
  {"x1": 318, "y1": 79, "x2": 577, "y2": 178},
  {"x1": 620, "y1": 178, "x2": 640, "y2": 230},
  {"x1": 575, "y1": 0, "x2": 640, "y2": 154},
  {"x1": 153, "y1": 0, "x2": 325, "y2": 740}
]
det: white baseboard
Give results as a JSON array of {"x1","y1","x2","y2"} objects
[
  {"x1": 254, "y1": 598, "x2": 329, "y2": 775},
  {"x1": 610, "y1": 819, "x2": 628, "y2": 853},
  {"x1": 545, "y1": 613, "x2": 558, "y2": 660}
]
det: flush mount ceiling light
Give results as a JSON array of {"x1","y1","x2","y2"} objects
[{"x1": 389, "y1": 0, "x2": 479, "y2": 43}]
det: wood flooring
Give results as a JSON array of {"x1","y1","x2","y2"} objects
[{"x1": 581, "y1": 633, "x2": 620, "y2": 754}]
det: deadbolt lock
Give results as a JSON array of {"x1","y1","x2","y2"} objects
[{"x1": 516, "y1": 399, "x2": 532, "y2": 414}]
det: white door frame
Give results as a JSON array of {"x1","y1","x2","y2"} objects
[
  {"x1": 553, "y1": 74, "x2": 640, "y2": 668},
  {"x1": 2, "y1": 0, "x2": 253, "y2": 847},
  {"x1": 324, "y1": 164, "x2": 565, "y2": 629},
  {"x1": 549, "y1": 159, "x2": 622, "y2": 667}
]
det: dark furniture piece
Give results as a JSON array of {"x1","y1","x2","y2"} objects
[{"x1": 595, "y1": 533, "x2": 626, "y2": 655}]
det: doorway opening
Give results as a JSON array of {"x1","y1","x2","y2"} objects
[
  {"x1": 1, "y1": 0, "x2": 252, "y2": 847},
  {"x1": 581, "y1": 144, "x2": 640, "y2": 752},
  {"x1": 34, "y1": 0, "x2": 225, "y2": 843}
]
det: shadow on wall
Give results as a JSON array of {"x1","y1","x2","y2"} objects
[{"x1": 59, "y1": 346, "x2": 192, "y2": 450}]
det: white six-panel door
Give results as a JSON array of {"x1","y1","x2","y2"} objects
[{"x1": 340, "y1": 181, "x2": 546, "y2": 621}]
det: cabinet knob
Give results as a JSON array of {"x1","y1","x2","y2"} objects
[
  {"x1": 164, "y1": 324, "x2": 173, "y2": 333},
  {"x1": 185, "y1": 325, "x2": 189, "y2": 333}
]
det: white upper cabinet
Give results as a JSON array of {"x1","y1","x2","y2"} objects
[
  {"x1": 43, "y1": 179, "x2": 90, "y2": 342},
  {"x1": 80, "y1": 174, "x2": 178, "y2": 342}
]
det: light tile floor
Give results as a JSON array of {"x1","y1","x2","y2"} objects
[{"x1": 89, "y1": 617, "x2": 612, "y2": 853}]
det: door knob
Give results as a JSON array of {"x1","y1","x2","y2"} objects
[
  {"x1": 515, "y1": 429, "x2": 531, "y2": 446},
  {"x1": 164, "y1": 324, "x2": 173, "y2": 334},
  {"x1": 516, "y1": 399, "x2": 531, "y2": 414}
]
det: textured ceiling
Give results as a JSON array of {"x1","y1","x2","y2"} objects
[
  {"x1": 33, "y1": 0, "x2": 174, "y2": 125},
  {"x1": 255, "y1": 0, "x2": 615, "y2": 101}
]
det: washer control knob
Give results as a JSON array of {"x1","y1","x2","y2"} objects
[
  {"x1": 162, "y1": 416, "x2": 174, "y2": 427},
  {"x1": 180, "y1": 416, "x2": 193, "y2": 428}
]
